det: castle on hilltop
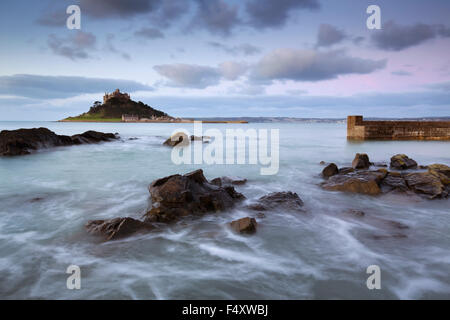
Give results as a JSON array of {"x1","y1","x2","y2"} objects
[{"x1": 103, "y1": 89, "x2": 130, "y2": 103}]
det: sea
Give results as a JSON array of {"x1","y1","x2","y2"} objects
[{"x1": 0, "y1": 121, "x2": 449, "y2": 299}]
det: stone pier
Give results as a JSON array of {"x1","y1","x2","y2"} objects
[{"x1": 347, "y1": 115, "x2": 450, "y2": 140}]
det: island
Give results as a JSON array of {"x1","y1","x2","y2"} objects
[{"x1": 60, "y1": 89, "x2": 247, "y2": 123}]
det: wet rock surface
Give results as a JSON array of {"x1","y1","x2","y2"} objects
[
  {"x1": 390, "y1": 154, "x2": 418, "y2": 170},
  {"x1": 229, "y1": 217, "x2": 257, "y2": 234},
  {"x1": 85, "y1": 217, "x2": 153, "y2": 241},
  {"x1": 352, "y1": 153, "x2": 371, "y2": 169},
  {"x1": 144, "y1": 169, "x2": 245, "y2": 223},
  {"x1": 322, "y1": 170, "x2": 386, "y2": 195},
  {"x1": 247, "y1": 191, "x2": 305, "y2": 212},
  {"x1": 322, "y1": 163, "x2": 339, "y2": 178},
  {"x1": 0, "y1": 127, "x2": 118, "y2": 156}
]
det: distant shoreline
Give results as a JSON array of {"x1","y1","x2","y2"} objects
[{"x1": 58, "y1": 119, "x2": 249, "y2": 124}]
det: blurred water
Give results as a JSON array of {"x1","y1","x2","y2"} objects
[{"x1": 0, "y1": 121, "x2": 449, "y2": 299}]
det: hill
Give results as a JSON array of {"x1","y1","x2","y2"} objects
[{"x1": 63, "y1": 97, "x2": 171, "y2": 122}]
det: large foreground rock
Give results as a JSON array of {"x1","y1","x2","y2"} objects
[
  {"x1": 322, "y1": 170, "x2": 387, "y2": 195},
  {"x1": 428, "y1": 164, "x2": 450, "y2": 185},
  {"x1": 390, "y1": 154, "x2": 418, "y2": 170},
  {"x1": 144, "y1": 169, "x2": 245, "y2": 223},
  {"x1": 0, "y1": 127, "x2": 118, "y2": 156},
  {"x1": 85, "y1": 217, "x2": 153, "y2": 241},
  {"x1": 247, "y1": 191, "x2": 305, "y2": 212}
]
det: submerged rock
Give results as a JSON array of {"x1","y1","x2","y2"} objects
[
  {"x1": 144, "y1": 169, "x2": 245, "y2": 223},
  {"x1": 247, "y1": 191, "x2": 305, "y2": 212},
  {"x1": 390, "y1": 154, "x2": 418, "y2": 170},
  {"x1": 0, "y1": 127, "x2": 118, "y2": 156},
  {"x1": 322, "y1": 163, "x2": 339, "y2": 178},
  {"x1": 230, "y1": 217, "x2": 257, "y2": 234},
  {"x1": 85, "y1": 217, "x2": 153, "y2": 241},
  {"x1": 352, "y1": 153, "x2": 371, "y2": 169}
]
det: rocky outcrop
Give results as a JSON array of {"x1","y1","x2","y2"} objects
[
  {"x1": 352, "y1": 153, "x2": 371, "y2": 169},
  {"x1": 321, "y1": 153, "x2": 449, "y2": 199},
  {"x1": 229, "y1": 217, "x2": 257, "y2": 234},
  {"x1": 144, "y1": 169, "x2": 245, "y2": 223},
  {"x1": 390, "y1": 154, "x2": 418, "y2": 170},
  {"x1": 85, "y1": 217, "x2": 153, "y2": 241},
  {"x1": 210, "y1": 176, "x2": 247, "y2": 186},
  {"x1": 247, "y1": 191, "x2": 305, "y2": 212},
  {"x1": 0, "y1": 128, "x2": 118, "y2": 156},
  {"x1": 322, "y1": 163, "x2": 339, "y2": 178}
]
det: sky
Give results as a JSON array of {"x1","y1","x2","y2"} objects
[{"x1": 0, "y1": 0, "x2": 449, "y2": 120}]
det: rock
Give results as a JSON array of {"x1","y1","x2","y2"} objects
[
  {"x1": 428, "y1": 164, "x2": 450, "y2": 185},
  {"x1": 229, "y1": 217, "x2": 257, "y2": 234},
  {"x1": 322, "y1": 163, "x2": 339, "y2": 178},
  {"x1": 390, "y1": 154, "x2": 417, "y2": 170},
  {"x1": 380, "y1": 172, "x2": 409, "y2": 193},
  {"x1": 0, "y1": 128, "x2": 118, "y2": 156},
  {"x1": 210, "y1": 176, "x2": 247, "y2": 186},
  {"x1": 85, "y1": 217, "x2": 153, "y2": 241},
  {"x1": 247, "y1": 191, "x2": 304, "y2": 212},
  {"x1": 321, "y1": 170, "x2": 387, "y2": 195},
  {"x1": 319, "y1": 161, "x2": 326, "y2": 165},
  {"x1": 404, "y1": 172, "x2": 447, "y2": 199},
  {"x1": 163, "y1": 132, "x2": 189, "y2": 147},
  {"x1": 144, "y1": 169, "x2": 245, "y2": 223},
  {"x1": 352, "y1": 153, "x2": 371, "y2": 169},
  {"x1": 70, "y1": 131, "x2": 117, "y2": 144},
  {"x1": 338, "y1": 167, "x2": 354, "y2": 175}
]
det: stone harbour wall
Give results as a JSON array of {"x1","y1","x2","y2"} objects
[{"x1": 347, "y1": 115, "x2": 450, "y2": 140}]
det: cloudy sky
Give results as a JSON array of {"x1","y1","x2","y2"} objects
[{"x1": 0, "y1": 0, "x2": 449, "y2": 120}]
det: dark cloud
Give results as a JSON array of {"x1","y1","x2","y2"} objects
[
  {"x1": 79, "y1": 0, "x2": 161, "y2": 18},
  {"x1": 245, "y1": 0, "x2": 319, "y2": 28},
  {"x1": 207, "y1": 42, "x2": 261, "y2": 56},
  {"x1": 189, "y1": 0, "x2": 241, "y2": 36},
  {"x1": 48, "y1": 31, "x2": 96, "y2": 60},
  {"x1": 251, "y1": 49, "x2": 386, "y2": 82},
  {"x1": 0, "y1": 74, "x2": 153, "y2": 99},
  {"x1": 371, "y1": 21, "x2": 450, "y2": 51},
  {"x1": 134, "y1": 27, "x2": 165, "y2": 39},
  {"x1": 316, "y1": 24, "x2": 346, "y2": 47},
  {"x1": 154, "y1": 64, "x2": 222, "y2": 88}
]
